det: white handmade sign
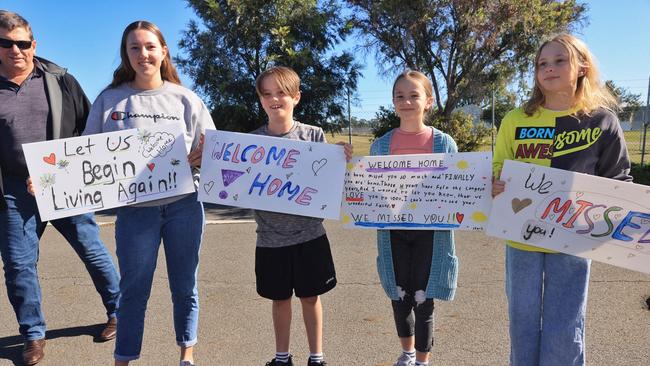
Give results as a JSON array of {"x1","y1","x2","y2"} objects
[
  {"x1": 198, "y1": 130, "x2": 346, "y2": 219},
  {"x1": 486, "y1": 160, "x2": 650, "y2": 274},
  {"x1": 341, "y1": 152, "x2": 493, "y2": 230},
  {"x1": 23, "y1": 123, "x2": 195, "y2": 221}
]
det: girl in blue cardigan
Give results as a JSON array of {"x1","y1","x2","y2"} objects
[{"x1": 371, "y1": 71, "x2": 459, "y2": 366}]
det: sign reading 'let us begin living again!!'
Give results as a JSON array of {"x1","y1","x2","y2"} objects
[{"x1": 22, "y1": 123, "x2": 195, "y2": 221}]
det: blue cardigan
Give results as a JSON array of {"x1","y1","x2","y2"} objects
[{"x1": 370, "y1": 127, "x2": 459, "y2": 301}]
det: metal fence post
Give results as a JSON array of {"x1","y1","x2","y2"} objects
[{"x1": 641, "y1": 122, "x2": 650, "y2": 165}]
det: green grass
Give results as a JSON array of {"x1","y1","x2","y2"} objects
[
  {"x1": 328, "y1": 130, "x2": 650, "y2": 166},
  {"x1": 327, "y1": 132, "x2": 373, "y2": 156}
]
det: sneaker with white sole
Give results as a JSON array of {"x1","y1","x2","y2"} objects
[
  {"x1": 265, "y1": 355, "x2": 294, "y2": 366},
  {"x1": 394, "y1": 353, "x2": 415, "y2": 366},
  {"x1": 180, "y1": 361, "x2": 195, "y2": 366}
]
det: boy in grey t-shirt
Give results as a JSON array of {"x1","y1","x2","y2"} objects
[{"x1": 252, "y1": 67, "x2": 351, "y2": 366}]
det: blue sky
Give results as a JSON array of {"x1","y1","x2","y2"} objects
[{"x1": 3, "y1": 0, "x2": 648, "y2": 120}]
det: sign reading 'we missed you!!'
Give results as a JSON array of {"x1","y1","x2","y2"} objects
[{"x1": 341, "y1": 152, "x2": 493, "y2": 230}]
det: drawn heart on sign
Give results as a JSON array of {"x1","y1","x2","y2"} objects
[
  {"x1": 43, "y1": 153, "x2": 56, "y2": 165},
  {"x1": 203, "y1": 181, "x2": 214, "y2": 194},
  {"x1": 311, "y1": 159, "x2": 328, "y2": 176},
  {"x1": 147, "y1": 163, "x2": 155, "y2": 172},
  {"x1": 511, "y1": 198, "x2": 532, "y2": 213},
  {"x1": 391, "y1": 204, "x2": 395, "y2": 208},
  {"x1": 575, "y1": 191, "x2": 584, "y2": 199},
  {"x1": 456, "y1": 213, "x2": 464, "y2": 224}
]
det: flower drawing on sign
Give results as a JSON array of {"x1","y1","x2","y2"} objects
[{"x1": 39, "y1": 173, "x2": 56, "y2": 193}]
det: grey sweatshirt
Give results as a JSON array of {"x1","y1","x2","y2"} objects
[{"x1": 83, "y1": 81, "x2": 215, "y2": 205}]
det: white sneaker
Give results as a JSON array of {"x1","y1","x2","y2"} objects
[
  {"x1": 394, "y1": 353, "x2": 415, "y2": 366},
  {"x1": 180, "y1": 361, "x2": 195, "y2": 366}
]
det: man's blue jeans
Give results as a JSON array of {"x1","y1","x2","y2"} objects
[
  {"x1": 0, "y1": 176, "x2": 120, "y2": 341},
  {"x1": 113, "y1": 192, "x2": 204, "y2": 362},
  {"x1": 505, "y1": 245, "x2": 590, "y2": 366}
]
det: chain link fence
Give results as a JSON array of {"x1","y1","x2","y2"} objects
[{"x1": 625, "y1": 122, "x2": 649, "y2": 165}]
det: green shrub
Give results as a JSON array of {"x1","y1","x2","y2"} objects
[
  {"x1": 631, "y1": 163, "x2": 650, "y2": 186},
  {"x1": 428, "y1": 112, "x2": 493, "y2": 152}
]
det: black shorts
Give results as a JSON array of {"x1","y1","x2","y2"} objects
[{"x1": 255, "y1": 234, "x2": 337, "y2": 300}]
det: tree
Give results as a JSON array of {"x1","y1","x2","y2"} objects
[
  {"x1": 606, "y1": 80, "x2": 643, "y2": 121},
  {"x1": 177, "y1": 0, "x2": 361, "y2": 132},
  {"x1": 348, "y1": 0, "x2": 586, "y2": 126},
  {"x1": 480, "y1": 87, "x2": 518, "y2": 129}
]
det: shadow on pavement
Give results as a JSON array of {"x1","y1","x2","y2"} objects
[
  {"x1": 95, "y1": 203, "x2": 253, "y2": 222},
  {"x1": 0, "y1": 323, "x2": 105, "y2": 364}
]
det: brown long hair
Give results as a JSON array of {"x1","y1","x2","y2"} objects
[
  {"x1": 109, "y1": 20, "x2": 181, "y2": 88},
  {"x1": 524, "y1": 33, "x2": 617, "y2": 116}
]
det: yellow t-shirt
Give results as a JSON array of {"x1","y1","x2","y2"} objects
[{"x1": 493, "y1": 106, "x2": 631, "y2": 252}]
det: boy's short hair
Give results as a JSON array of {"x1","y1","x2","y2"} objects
[{"x1": 255, "y1": 66, "x2": 300, "y2": 97}]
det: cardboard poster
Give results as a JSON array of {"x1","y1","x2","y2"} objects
[
  {"x1": 486, "y1": 160, "x2": 650, "y2": 274},
  {"x1": 23, "y1": 123, "x2": 195, "y2": 220},
  {"x1": 341, "y1": 152, "x2": 493, "y2": 230},
  {"x1": 198, "y1": 130, "x2": 346, "y2": 219}
]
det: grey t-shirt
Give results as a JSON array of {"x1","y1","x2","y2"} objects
[
  {"x1": 82, "y1": 81, "x2": 215, "y2": 206},
  {"x1": 251, "y1": 121, "x2": 327, "y2": 248}
]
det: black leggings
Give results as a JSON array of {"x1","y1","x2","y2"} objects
[{"x1": 389, "y1": 230, "x2": 435, "y2": 353}]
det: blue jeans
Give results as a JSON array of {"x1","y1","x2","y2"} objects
[
  {"x1": 0, "y1": 176, "x2": 120, "y2": 341},
  {"x1": 113, "y1": 193, "x2": 204, "y2": 361},
  {"x1": 505, "y1": 245, "x2": 590, "y2": 366}
]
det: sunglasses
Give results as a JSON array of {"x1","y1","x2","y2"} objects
[{"x1": 0, "y1": 37, "x2": 33, "y2": 50}]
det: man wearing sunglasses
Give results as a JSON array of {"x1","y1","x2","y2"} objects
[{"x1": 0, "y1": 10, "x2": 120, "y2": 365}]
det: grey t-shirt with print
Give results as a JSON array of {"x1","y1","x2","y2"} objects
[{"x1": 250, "y1": 121, "x2": 327, "y2": 248}]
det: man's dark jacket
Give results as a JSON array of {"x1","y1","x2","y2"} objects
[{"x1": 0, "y1": 56, "x2": 91, "y2": 210}]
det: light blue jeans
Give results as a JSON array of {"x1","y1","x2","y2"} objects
[
  {"x1": 113, "y1": 193, "x2": 204, "y2": 362},
  {"x1": 505, "y1": 245, "x2": 590, "y2": 366}
]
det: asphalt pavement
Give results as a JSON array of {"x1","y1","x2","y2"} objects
[{"x1": 0, "y1": 205, "x2": 648, "y2": 365}]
